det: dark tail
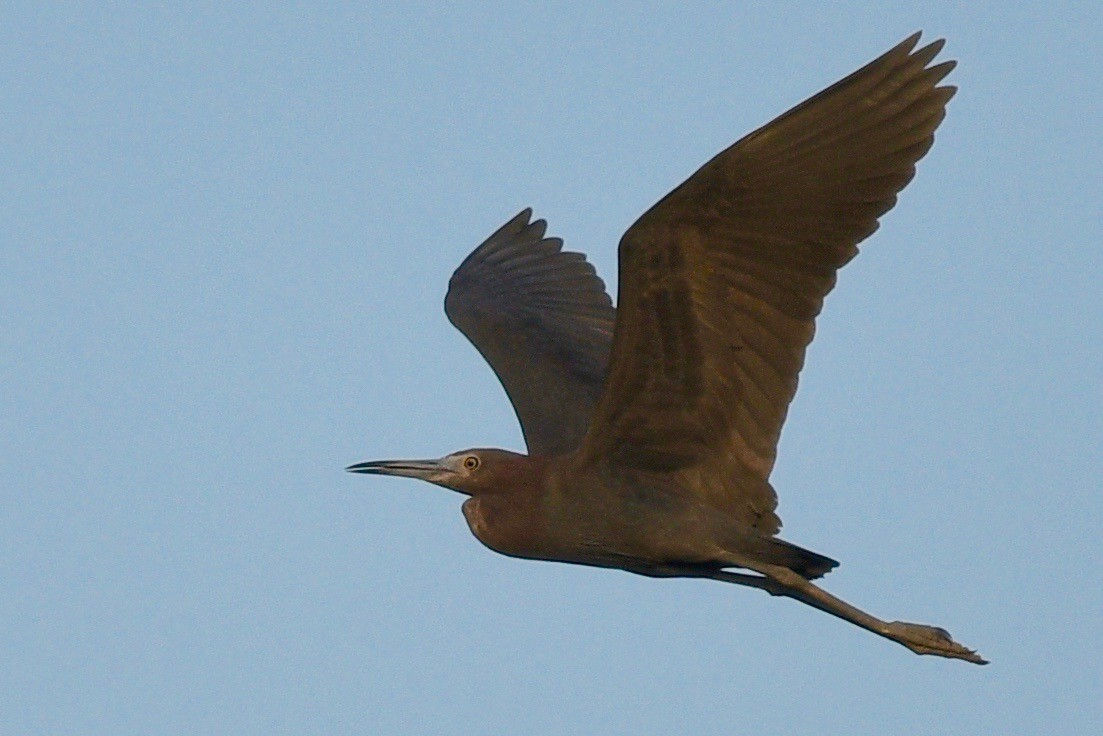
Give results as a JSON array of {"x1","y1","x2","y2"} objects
[{"x1": 762, "y1": 537, "x2": 839, "y2": 580}]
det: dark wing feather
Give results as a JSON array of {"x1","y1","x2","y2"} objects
[
  {"x1": 446, "y1": 209, "x2": 616, "y2": 456},
  {"x1": 580, "y1": 34, "x2": 956, "y2": 533}
]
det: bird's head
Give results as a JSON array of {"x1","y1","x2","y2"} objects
[{"x1": 346, "y1": 447, "x2": 534, "y2": 497}]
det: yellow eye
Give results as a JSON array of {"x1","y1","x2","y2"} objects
[{"x1": 463, "y1": 455, "x2": 479, "y2": 470}]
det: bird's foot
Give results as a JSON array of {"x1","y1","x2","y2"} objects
[{"x1": 884, "y1": 620, "x2": 987, "y2": 664}]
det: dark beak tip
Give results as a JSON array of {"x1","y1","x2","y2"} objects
[{"x1": 344, "y1": 458, "x2": 442, "y2": 479}]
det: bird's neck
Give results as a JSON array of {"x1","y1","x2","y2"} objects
[
  {"x1": 461, "y1": 454, "x2": 554, "y2": 559},
  {"x1": 486, "y1": 452, "x2": 552, "y2": 499}
]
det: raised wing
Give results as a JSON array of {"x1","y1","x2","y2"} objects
[
  {"x1": 580, "y1": 34, "x2": 956, "y2": 532},
  {"x1": 445, "y1": 209, "x2": 616, "y2": 456}
]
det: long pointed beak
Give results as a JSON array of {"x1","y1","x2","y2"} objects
[{"x1": 345, "y1": 458, "x2": 448, "y2": 481}]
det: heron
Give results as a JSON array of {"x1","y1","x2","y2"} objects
[{"x1": 348, "y1": 33, "x2": 985, "y2": 664}]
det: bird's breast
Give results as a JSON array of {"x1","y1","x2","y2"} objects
[{"x1": 461, "y1": 497, "x2": 545, "y2": 560}]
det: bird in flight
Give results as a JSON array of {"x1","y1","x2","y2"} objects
[{"x1": 349, "y1": 33, "x2": 985, "y2": 664}]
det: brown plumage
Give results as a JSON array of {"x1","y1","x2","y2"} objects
[{"x1": 349, "y1": 34, "x2": 985, "y2": 664}]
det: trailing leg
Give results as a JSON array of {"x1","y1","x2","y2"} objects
[{"x1": 706, "y1": 563, "x2": 986, "y2": 664}]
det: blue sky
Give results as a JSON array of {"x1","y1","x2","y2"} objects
[{"x1": 2, "y1": 3, "x2": 1101, "y2": 734}]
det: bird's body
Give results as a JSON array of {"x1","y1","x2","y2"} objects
[
  {"x1": 459, "y1": 448, "x2": 835, "y2": 580},
  {"x1": 349, "y1": 33, "x2": 986, "y2": 664}
]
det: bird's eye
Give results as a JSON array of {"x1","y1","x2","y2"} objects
[{"x1": 463, "y1": 456, "x2": 479, "y2": 470}]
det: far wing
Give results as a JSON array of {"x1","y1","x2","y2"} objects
[
  {"x1": 446, "y1": 209, "x2": 616, "y2": 456},
  {"x1": 580, "y1": 34, "x2": 956, "y2": 532}
]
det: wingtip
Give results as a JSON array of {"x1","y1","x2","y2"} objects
[
  {"x1": 918, "y1": 36, "x2": 947, "y2": 57},
  {"x1": 898, "y1": 32, "x2": 952, "y2": 60},
  {"x1": 511, "y1": 207, "x2": 548, "y2": 240},
  {"x1": 498, "y1": 207, "x2": 542, "y2": 242},
  {"x1": 898, "y1": 31, "x2": 924, "y2": 52}
]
